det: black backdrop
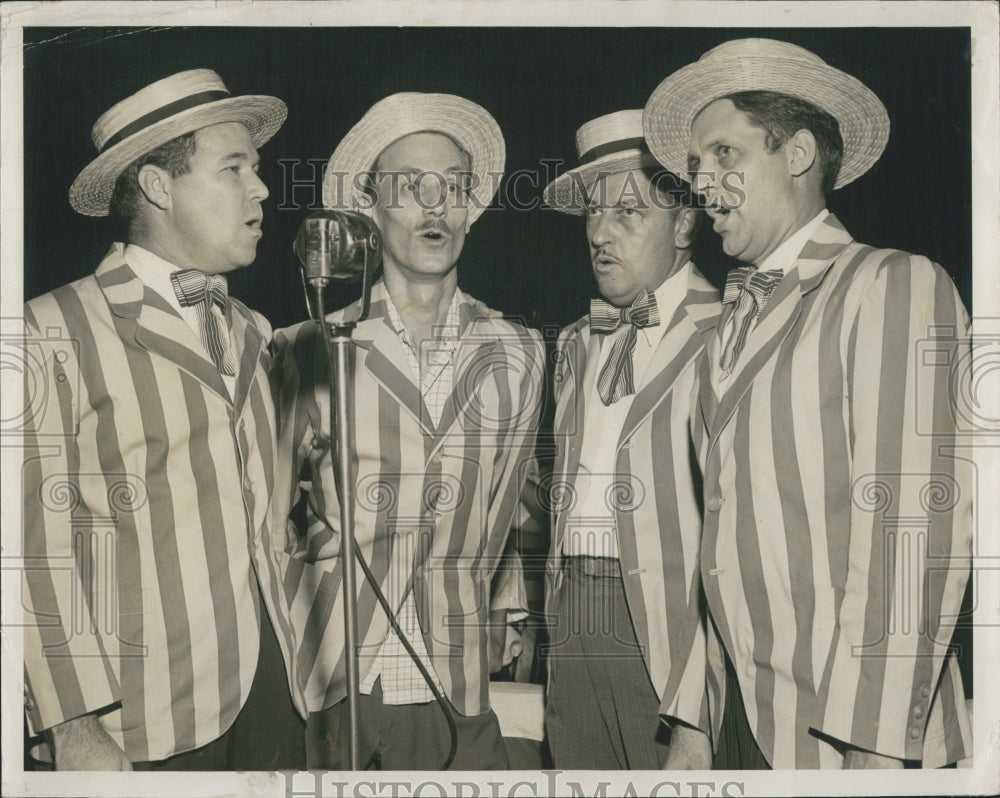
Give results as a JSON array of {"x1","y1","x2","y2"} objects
[{"x1": 23, "y1": 26, "x2": 972, "y2": 330}]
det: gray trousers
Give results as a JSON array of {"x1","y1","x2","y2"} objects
[{"x1": 545, "y1": 556, "x2": 671, "y2": 769}]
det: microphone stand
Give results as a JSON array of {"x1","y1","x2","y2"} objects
[
  {"x1": 313, "y1": 285, "x2": 362, "y2": 770},
  {"x1": 297, "y1": 211, "x2": 380, "y2": 771}
]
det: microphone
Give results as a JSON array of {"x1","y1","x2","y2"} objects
[{"x1": 294, "y1": 210, "x2": 382, "y2": 323}]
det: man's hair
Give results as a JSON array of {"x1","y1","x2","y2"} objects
[
  {"x1": 361, "y1": 130, "x2": 473, "y2": 203},
  {"x1": 641, "y1": 166, "x2": 702, "y2": 244},
  {"x1": 109, "y1": 131, "x2": 199, "y2": 224},
  {"x1": 723, "y1": 90, "x2": 844, "y2": 195}
]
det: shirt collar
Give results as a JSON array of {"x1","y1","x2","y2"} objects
[
  {"x1": 384, "y1": 286, "x2": 463, "y2": 348},
  {"x1": 639, "y1": 260, "x2": 690, "y2": 346},
  {"x1": 122, "y1": 244, "x2": 187, "y2": 316},
  {"x1": 758, "y1": 208, "x2": 829, "y2": 275}
]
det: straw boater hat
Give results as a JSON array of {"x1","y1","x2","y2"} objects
[
  {"x1": 322, "y1": 92, "x2": 505, "y2": 225},
  {"x1": 69, "y1": 69, "x2": 287, "y2": 217},
  {"x1": 643, "y1": 38, "x2": 890, "y2": 190},
  {"x1": 543, "y1": 109, "x2": 666, "y2": 215}
]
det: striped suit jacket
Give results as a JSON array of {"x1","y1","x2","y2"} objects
[
  {"x1": 694, "y1": 214, "x2": 972, "y2": 767},
  {"x1": 545, "y1": 262, "x2": 723, "y2": 739},
  {"x1": 20, "y1": 244, "x2": 305, "y2": 762},
  {"x1": 269, "y1": 281, "x2": 545, "y2": 715}
]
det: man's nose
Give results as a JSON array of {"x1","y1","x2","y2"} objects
[
  {"x1": 588, "y1": 212, "x2": 612, "y2": 246},
  {"x1": 248, "y1": 170, "x2": 269, "y2": 202},
  {"x1": 691, "y1": 169, "x2": 715, "y2": 197}
]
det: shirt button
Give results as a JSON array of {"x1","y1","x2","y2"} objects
[
  {"x1": 920, "y1": 684, "x2": 931, "y2": 699},
  {"x1": 913, "y1": 705, "x2": 925, "y2": 720},
  {"x1": 909, "y1": 726, "x2": 921, "y2": 740},
  {"x1": 243, "y1": 476, "x2": 254, "y2": 491},
  {"x1": 24, "y1": 694, "x2": 34, "y2": 712},
  {"x1": 706, "y1": 496, "x2": 723, "y2": 512}
]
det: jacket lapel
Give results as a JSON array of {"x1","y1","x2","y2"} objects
[
  {"x1": 96, "y1": 247, "x2": 231, "y2": 401},
  {"x1": 618, "y1": 264, "x2": 721, "y2": 447},
  {"x1": 705, "y1": 213, "x2": 854, "y2": 452},
  {"x1": 352, "y1": 313, "x2": 434, "y2": 438},
  {"x1": 228, "y1": 302, "x2": 267, "y2": 414}
]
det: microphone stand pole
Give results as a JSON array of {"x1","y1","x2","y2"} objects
[{"x1": 313, "y1": 287, "x2": 363, "y2": 771}]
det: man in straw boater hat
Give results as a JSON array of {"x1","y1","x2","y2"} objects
[
  {"x1": 643, "y1": 38, "x2": 973, "y2": 769},
  {"x1": 21, "y1": 69, "x2": 307, "y2": 770},
  {"x1": 269, "y1": 92, "x2": 545, "y2": 770},
  {"x1": 540, "y1": 109, "x2": 721, "y2": 770}
]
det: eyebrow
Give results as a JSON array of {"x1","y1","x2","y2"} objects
[{"x1": 219, "y1": 151, "x2": 259, "y2": 165}]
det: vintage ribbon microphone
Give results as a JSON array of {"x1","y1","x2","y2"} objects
[{"x1": 294, "y1": 210, "x2": 381, "y2": 770}]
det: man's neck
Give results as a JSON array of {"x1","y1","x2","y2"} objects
[{"x1": 382, "y1": 266, "x2": 458, "y2": 345}]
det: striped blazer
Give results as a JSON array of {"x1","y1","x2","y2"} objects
[
  {"x1": 545, "y1": 262, "x2": 723, "y2": 739},
  {"x1": 269, "y1": 281, "x2": 545, "y2": 716},
  {"x1": 20, "y1": 244, "x2": 305, "y2": 762},
  {"x1": 694, "y1": 214, "x2": 972, "y2": 767}
]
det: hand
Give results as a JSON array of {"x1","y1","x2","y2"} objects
[
  {"x1": 50, "y1": 713, "x2": 132, "y2": 771},
  {"x1": 661, "y1": 724, "x2": 712, "y2": 770},
  {"x1": 487, "y1": 609, "x2": 522, "y2": 674},
  {"x1": 842, "y1": 748, "x2": 904, "y2": 769}
]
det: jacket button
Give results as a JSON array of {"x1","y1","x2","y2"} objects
[{"x1": 706, "y1": 496, "x2": 723, "y2": 512}]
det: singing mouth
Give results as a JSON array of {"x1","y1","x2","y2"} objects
[{"x1": 418, "y1": 227, "x2": 451, "y2": 243}]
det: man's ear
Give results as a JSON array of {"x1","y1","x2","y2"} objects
[
  {"x1": 136, "y1": 164, "x2": 172, "y2": 211},
  {"x1": 673, "y1": 206, "x2": 698, "y2": 250},
  {"x1": 787, "y1": 128, "x2": 818, "y2": 179}
]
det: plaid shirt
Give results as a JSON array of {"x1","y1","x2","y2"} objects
[{"x1": 358, "y1": 290, "x2": 461, "y2": 703}]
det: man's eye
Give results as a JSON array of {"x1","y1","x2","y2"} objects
[
  {"x1": 717, "y1": 145, "x2": 734, "y2": 160},
  {"x1": 621, "y1": 206, "x2": 637, "y2": 217}
]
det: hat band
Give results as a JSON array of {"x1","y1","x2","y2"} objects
[
  {"x1": 578, "y1": 136, "x2": 648, "y2": 165},
  {"x1": 101, "y1": 89, "x2": 232, "y2": 152}
]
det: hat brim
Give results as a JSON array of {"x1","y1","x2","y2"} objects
[
  {"x1": 643, "y1": 52, "x2": 889, "y2": 190},
  {"x1": 543, "y1": 151, "x2": 665, "y2": 214},
  {"x1": 69, "y1": 95, "x2": 288, "y2": 217},
  {"x1": 323, "y1": 93, "x2": 505, "y2": 226}
]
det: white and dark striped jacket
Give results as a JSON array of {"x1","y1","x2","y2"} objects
[
  {"x1": 21, "y1": 244, "x2": 305, "y2": 762},
  {"x1": 269, "y1": 282, "x2": 545, "y2": 715},
  {"x1": 694, "y1": 214, "x2": 973, "y2": 767},
  {"x1": 545, "y1": 262, "x2": 723, "y2": 739}
]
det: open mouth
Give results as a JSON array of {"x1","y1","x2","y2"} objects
[{"x1": 419, "y1": 228, "x2": 450, "y2": 243}]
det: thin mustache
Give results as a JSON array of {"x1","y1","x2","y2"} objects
[{"x1": 417, "y1": 221, "x2": 452, "y2": 235}]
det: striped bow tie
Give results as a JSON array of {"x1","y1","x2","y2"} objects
[
  {"x1": 719, "y1": 265, "x2": 783, "y2": 376},
  {"x1": 590, "y1": 290, "x2": 659, "y2": 405},
  {"x1": 170, "y1": 269, "x2": 237, "y2": 376}
]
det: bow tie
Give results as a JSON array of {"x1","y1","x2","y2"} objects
[
  {"x1": 718, "y1": 265, "x2": 783, "y2": 377},
  {"x1": 170, "y1": 269, "x2": 236, "y2": 376},
  {"x1": 722, "y1": 265, "x2": 783, "y2": 309},
  {"x1": 171, "y1": 269, "x2": 230, "y2": 311},
  {"x1": 590, "y1": 290, "x2": 660, "y2": 334},
  {"x1": 590, "y1": 290, "x2": 659, "y2": 405}
]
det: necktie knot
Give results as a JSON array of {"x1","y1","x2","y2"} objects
[
  {"x1": 590, "y1": 290, "x2": 659, "y2": 335},
  {"x1": 722, "y1": 265, "x2": 783, "y2": 311},
  {"x1": 718, "y1": 266, "x2": 783, "y2": 378},
  {"x1": 171, "y1": 269, "x2": 229, "y2": 312},
  {"x1": 170, "y1": 269, "x2": 236, "y2": 377}
]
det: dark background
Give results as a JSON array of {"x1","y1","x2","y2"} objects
[
  {"x1": 23, "y1": 26, "x2": 972, "y2": 329},
  {"x1": 21, "y1": 25, "x2": 974, "y2": 695}
]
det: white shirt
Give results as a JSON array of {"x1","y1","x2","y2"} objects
[
  {"x1": 124, "y1": 244, "x2": 237, "y2": 398},
  {"x1": 564, "y1": 262, "x2": 690, "y2": 559},
  {"x1": 718, "y1": 209, "x2": 829, "y2": 356}
]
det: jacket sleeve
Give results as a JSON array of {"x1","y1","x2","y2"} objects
[
  {"x1": 815, "y1": 253, "x2": 972, "y2": 761},
  {"x1": 21, "y1": 307, "x2": 121, "y2": 734}
]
